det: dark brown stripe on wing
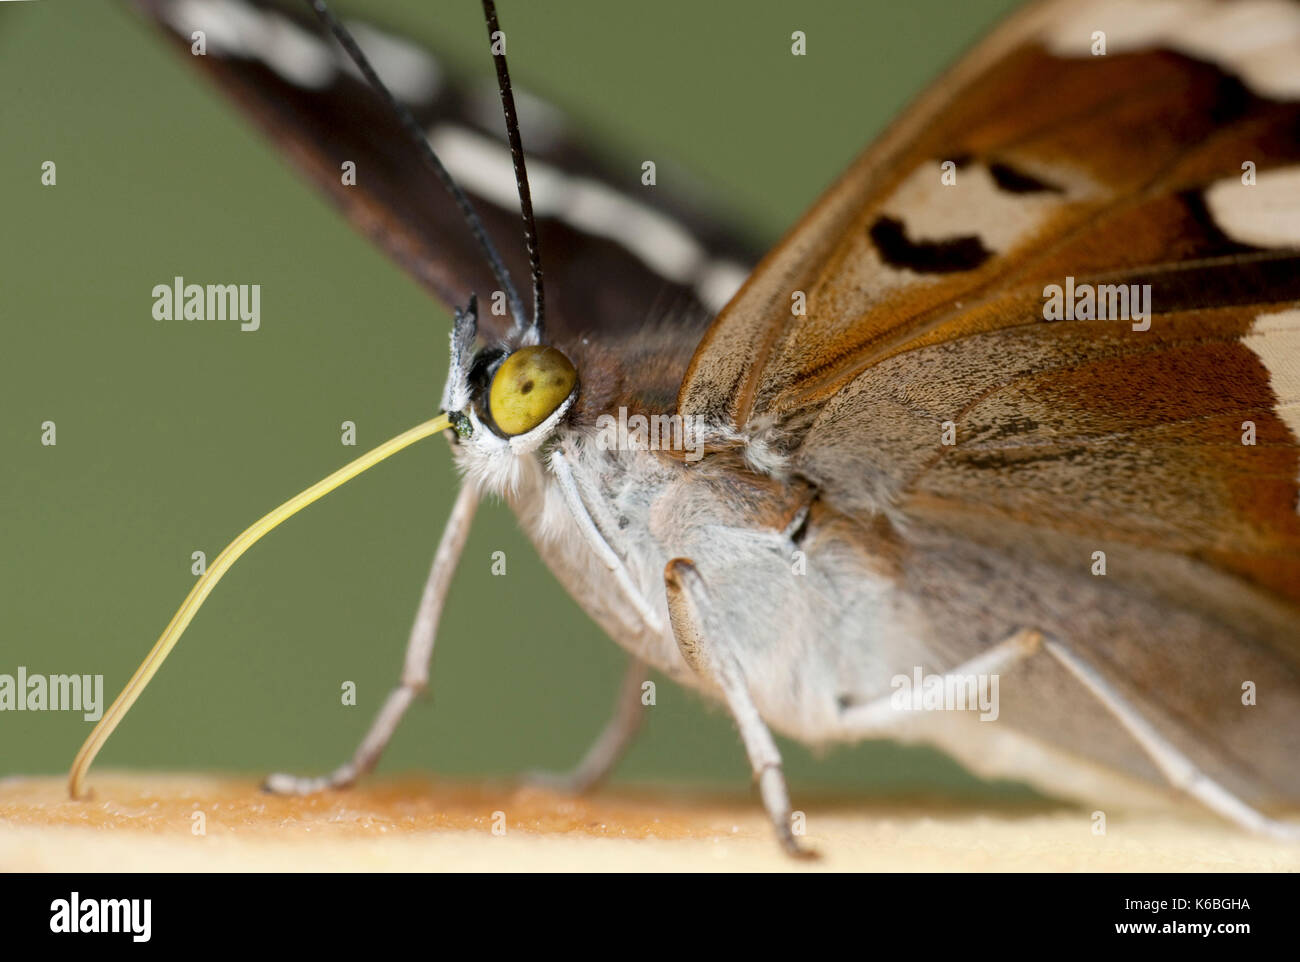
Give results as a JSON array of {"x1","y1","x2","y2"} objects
[{"x1": 1112, "y1": 251, "x2": 1300, "y2": 314}]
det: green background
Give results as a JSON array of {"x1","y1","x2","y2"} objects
[{"x1": 1, "y1": 0, "x2": 1031, "y2": 799}]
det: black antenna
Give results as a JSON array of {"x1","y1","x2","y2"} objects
[
  {"x1": 305, "y1": 0, "x2": 527, "y2": 329},
  {"x1": 482, "y1": 0, "x2": 545, "y2": 343}
]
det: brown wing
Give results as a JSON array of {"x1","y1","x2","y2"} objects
[{"x1": 680, "y1": 0, "x2": 1300, "y2": 801}]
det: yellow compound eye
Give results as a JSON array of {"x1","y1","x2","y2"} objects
[{"x1": 488, "y1": 345, "x2": 578, "y2": 436}]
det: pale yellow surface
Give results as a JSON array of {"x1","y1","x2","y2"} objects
[{"x1": 1, "y1": 773, "x2": 1297, "y2": 872}]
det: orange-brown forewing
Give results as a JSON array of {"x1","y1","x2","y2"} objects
[{"x1": 681, "y1": 0, "x2": 1300, "y2": 802}]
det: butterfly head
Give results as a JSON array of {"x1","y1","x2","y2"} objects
[{"x1": 440, "y1": 298, "x2": 581, "y2": 490}]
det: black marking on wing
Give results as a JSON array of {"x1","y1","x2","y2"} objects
[
  {"x1": 868, "y1": 216, "x2": 993, "y2": 274},
  {"x1": 1178, "y1": 188, "x2": 1265, "y2": 258},
  {"x1": 1207, "y1": 71, "x2": 1254, "y2": 127},
  {"x1": 988, "y1": 161, "x2": 1063, "y2": 194}
]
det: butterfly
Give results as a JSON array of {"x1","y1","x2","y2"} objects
[{"x1": 77, "y1": 0, "x2": 1300, "y2": 855}]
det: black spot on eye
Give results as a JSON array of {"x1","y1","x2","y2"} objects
[
  {"x1": 520, "y1": 379, "x2": 534, "y2": 394},
  {"x1": 988, "y1": 161, "x2": 1063, "y2": 194},
  {"x1": 868, "y1": 216, "x2": 992, "y2": 274}
]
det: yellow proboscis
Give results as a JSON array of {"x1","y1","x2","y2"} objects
[{"x1": 68, "y1": 413, "x2": 455, "y2": 799}]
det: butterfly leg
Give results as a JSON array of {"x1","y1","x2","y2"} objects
[
  {"x1": 549, "y1": 448, "x2": 663, "y2": 634},
  {"x1": 524, "y1": 656, "x2": 647, "y2": 794},
  {"x1": 663, "y1": 557, "x2": 815, "y2": 858},
  {"x1": 263, "y1": 483, "x2": 479, "y2": 795},
  {"x1": 1043, "y1": 638, "x2": 1300, "y2": 841},
  {"x1": 836, "y1": 628, "x2": 1044, "y2": 733}
]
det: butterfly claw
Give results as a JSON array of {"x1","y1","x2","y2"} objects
[
  {"x1": 759, "y1": 765, "x2": 819, "y2": 860},
  {"x1": 262, "y1": 767, "x2": 356, "y2": 796}
]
